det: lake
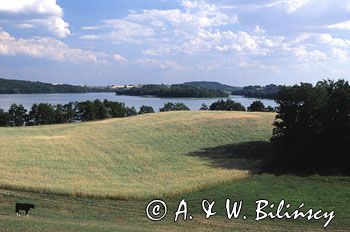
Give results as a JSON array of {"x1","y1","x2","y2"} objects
[{"x1": 0, "y1": 92, "x2": 277, "y2": 111}]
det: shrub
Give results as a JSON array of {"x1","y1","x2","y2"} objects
[
  {"x1": 160, "y1": 102, "x2": 190, "y2": 112},
  {"x1": 247, "y1": 101, "x2": 265, "y2": 112},
  {"x1": 138, "y1": 105, "x2": 155, "y2": 114},
  {"x1": 209, "y1": 99, "x2": 246, "y2": 111}
]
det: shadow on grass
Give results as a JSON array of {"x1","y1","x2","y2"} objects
[
  {"x1": 188, "y1": 141, "x2": 349, "y2": 176},
  {"x1": 187, "y1": 141, "x2": 275, "y2": 173}
]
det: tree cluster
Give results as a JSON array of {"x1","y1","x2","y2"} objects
[{"x1": 271, "y1": 80, "x2": 350, "y2": 174}]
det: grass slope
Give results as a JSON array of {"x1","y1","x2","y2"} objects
[{"x1": 0, "y1": 111, "x2": 274, "y2": 199}]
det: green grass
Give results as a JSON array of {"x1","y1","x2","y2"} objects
[
  {"x1": 0, "y1": 111, "x2": 274, "y2": 199},
  {"x1": 0, "y1": 174, "x2": 349, "y2": 231}
]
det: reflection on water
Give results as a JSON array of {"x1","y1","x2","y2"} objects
[{"x1": 0, "y1": 92, "x2": 276, "y2": 111}]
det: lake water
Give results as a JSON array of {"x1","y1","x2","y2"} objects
[{"x1": 0, "y1": 92, "x2": 277, "y2": 111}]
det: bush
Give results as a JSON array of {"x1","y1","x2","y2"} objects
[
  {"x1": 8, "y1": 104, "x2": 27, "y2": 127},
  {"x1": 0, "y1": 109, "x2": 9, "y2": 126},
  {"x1": 209, "y1": 99, "x2": 246, "y2": 111},
  {"x1": 247, "y1": 101, "x2": 275, "y2": 112},
  {"x1": 160, "y1": 102, "x2": 190, "y2": 112},
  {"x1": 271, "y1": 79, "x2": 350, "y2": 174},
  {"x1": 138, "y1": 105, "x2": 155, "y2": 114},
  {"x1": 247, "y1": 101, "x2": 265, "y2": 112},
  {"x1": 200, "y1": 103, "x2": 209, "y2": 110}
]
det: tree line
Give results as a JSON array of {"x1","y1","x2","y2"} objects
[
  {"x1": 0, "y1": 99, "x2": 274, "y2": 127},
  {"x1": 0, "y1": 78, "x2": 113, "y2": 94},
  {"x1": 115, "y1": 84, "x2": 230, "y2": 98},
  {"x1": 0, "y1": 100, "x2": 152, "y2": 127},
  {"x1": 232, "y1": 84, "x2": 282, "y2": 99}
]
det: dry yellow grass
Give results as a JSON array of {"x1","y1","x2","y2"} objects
[{"x1": 0, "y1": 111, "x2": 275, "y2": 199}]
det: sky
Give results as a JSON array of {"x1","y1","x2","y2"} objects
[{"x1": 0, "y1": 0, "x2": 349, "y2": 86}]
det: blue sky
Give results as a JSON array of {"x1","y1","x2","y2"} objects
[{"x1": 0, "y1": 0, "x2": 349, "y2": 86}]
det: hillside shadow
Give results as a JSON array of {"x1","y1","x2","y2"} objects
[
  {"x1": 187, "y1": 141, "x2": 275, "y2": 173},
  {"x1": 188, "y1": 141, "x2": 348, "y2": 176}
]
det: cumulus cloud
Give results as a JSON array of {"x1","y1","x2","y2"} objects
[
  {"x1": 80, "y1": 0, "x2": 238, "y2": 47},
  {"x1": 0, "y1": 0, "x2": 70, "y2": 37},
  {"x1": 0, "y1": 30, "x2": 123, "y2": 64},
  {"x1": 294, "y1": 47, "x2": 328, "y2": 61},
  {"x1": 137, "y1": 58, "x2": 186, "y2": 71},
  {"x1": 327, "y1": 21, "x2": 350, "y2": 30},
  {"x1": 113, "y1": 54, "x2": 128, "y2": 63},
  {"x1": 80, "y1": 19, "x2": 154, "y2": 43},
  {"x1": 266, "y1": 0, "x2": 311, "y2": 13},
  {"x1": 331, "y1": 48, "x2": 348, "y2": 60}
]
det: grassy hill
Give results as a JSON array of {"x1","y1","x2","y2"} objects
[{"x1": 0, "y1": 111, "x2": 274, "y2": 199}]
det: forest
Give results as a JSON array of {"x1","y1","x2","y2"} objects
[
  {"x1": 0, "y1": 78, "x2": 113, "y2": 94},
  {"x1": 115, "y1": 84, "x2": 230, "y2": 98}
]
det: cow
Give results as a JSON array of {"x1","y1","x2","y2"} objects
[{"x1": 15, "y1": 203, "x2": 35, "y2": 216}]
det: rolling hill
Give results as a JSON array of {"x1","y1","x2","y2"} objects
[{"x1": 0, "y1": 111, "x2": 274, "y2": 199}]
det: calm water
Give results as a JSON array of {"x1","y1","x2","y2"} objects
[{"x1": 0, "y1": 92, "x2": 276, "y2": 111}]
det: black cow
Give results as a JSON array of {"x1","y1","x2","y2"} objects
[{"x1": 15, "y1": 203, "x2": 35, "y2": 216}]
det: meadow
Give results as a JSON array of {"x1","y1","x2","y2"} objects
[
  {"x1": 0, "y1": 111, "x2": 349, "y2": 231},
  {"x1": 0, "y1": 175, "x2": 349, "y2": 231},
  {"x1": 0, "y1": 111, "x2": 274, "y2": 199}
]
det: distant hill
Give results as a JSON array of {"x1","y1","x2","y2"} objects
[
  {"x1": 0, "y1": 78, "x2": 113, "y2": 94},
  {"x1": 115, "y1": 83, "x2": 230, "y2": 98},
  {"x1": 183, "y1": 81, "x2": 242, "y2": 92}
]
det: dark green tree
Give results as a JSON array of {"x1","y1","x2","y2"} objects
[
  {"x1": 160, "y1": 102, "x2": 190, "y2": 111},
  {"x1": 0, "y1": 109, "x2": 9, "y2": 126},
  {"x1": 126, "y1": 106, "x2": 137, "y2": 116},
  {"x1": 63, "y1": 102, "x2": 76, "y2": 123},
  {"x1": 209, "y1": 99, "x2": 246, "y2": 111},
  {"x1": 93, "y1": 99, "x2": 108, "y2": 120},
  {"x1": 138, "y1": 105, "x2": 155, "y2": 114},
  {"x1": 247, "y1": 101, "x2": 265, "y2": 112},
  {"x1": 271, "y1": 79, "x2": 350, "y2": 174},
  {"x1": 8, "y1": 104, "x2": 27, "y2": 126},
  {"x1": 200, "y1": 103, "x2": 209, "y2": 110},
  {"x1": 54, "y1": 104, "x2": 66, "y2": 124}
]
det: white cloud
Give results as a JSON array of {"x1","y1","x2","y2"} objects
[
  {"x1": 113, "y1": 54, "x2": 128, "y2": 63},
  {"x1": 215, "y1": 31, "x2": 258, "y2": 53},
  {"x1": 137, "y1": 58, "x2": 186, "y2": 71},
  {"x1": 0, "y1": 30, "x2": 118, "y2": 64},
  {"x1": 80, "y1": 0, "x2": 238, "y2": 47},
  {"x1": 327, "y1": 21, "x2": 350, "y2": 30},
  {"x1": 318, "y1": 33, "x2": 350, "y2": 47},
  {"x1": 267, "y1": 0, "x2": 311, "y2": 14},
  {"x1": 294, "y1": 47, "x2": 328, "y2": 61},
  {"x1": 331, "y1": 48, "x2": 347, "y2": 60},
  {"x1": 254, "y1": 25, "x2": 265, "y2": 34},
  {"x1": 16, "y1": 23, "x2": 35, "y2": 29},
  {"x1": 80, "y1": 19, "x2": 154, "y2": 43},
  {"x1": 0, "y1": 0, "x2": 70, "y2": 37}
]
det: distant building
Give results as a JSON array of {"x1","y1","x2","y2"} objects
[{"x1": 110, "y1": 84, "x2": 141, "y2": 89}]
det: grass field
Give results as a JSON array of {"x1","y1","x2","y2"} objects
[
  {"x1": 0, "y1": 111, "x2": 274, "y2": 199},
  {"x1": 1, "y1": 111, "x2": 349, "y2": 231},
  {"x1": 1, "y1": 175, "x2": 349, "y2": 231}
]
